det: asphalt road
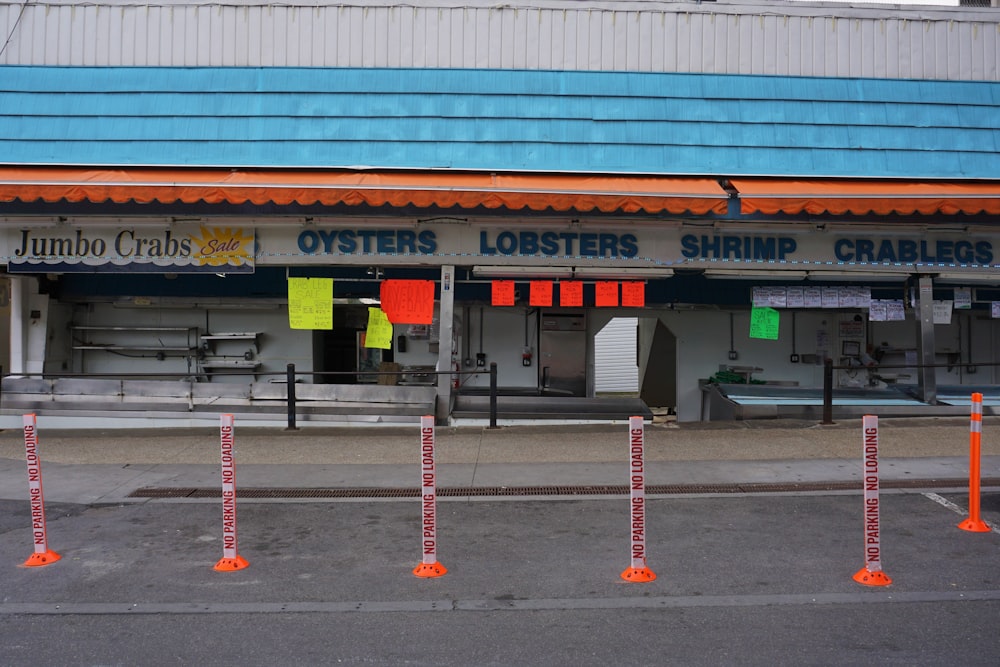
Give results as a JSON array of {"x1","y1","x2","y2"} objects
[{"x1": 2, "y1": 490, "x2": 999, "y2": 666}]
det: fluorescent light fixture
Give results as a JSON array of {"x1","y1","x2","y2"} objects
[
  {"x1": 807, "y1": 271, "x2": 909, "y2": 283},
  {"x1": 472, "y1": 266, "x2": 574, "y2": 279},
  {"x1": 933, "y1": 272, "x2": 1000, "y2": 285},
  {"x1": 472, "y1": 266, "x2": 674, "y2": 279},
  {"x1": 704, "y1": 269, "x2": 808, "y2": 280},
  {"x1": 712, "y1": 222, "x2": 814, "y2": 235},
  {"x1": 1, "y1": 216, "x2": 64, "y2": 227},
  {"x1": 571, "y1": 267, "x2": 674, "y2": 279},
  {"x1": 111, "y1": 297, "x2": 283, "y2": 309},
  {"x1": 925, "y1": 226, "x2": 968, "y2": 234}
]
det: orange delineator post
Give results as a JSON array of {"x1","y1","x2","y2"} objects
[
  {"x1": 621, "y1": 416, "x2": 656, "y2": 583},
  {"x1": 413, "y1": 415, "x2": 447, "y2": 578},
  {"x1": 853, "y1": 415, "x2": 892, "y2": 587},
  {"x1": 21, "y1": 414, "x2": 61, "y2": 567},
  {"x1": 958, "y1": 393, "x2": 990, "y2": 533},
  {"x1": 213, "y1": 414, "x2": 249, "y2": 571}
]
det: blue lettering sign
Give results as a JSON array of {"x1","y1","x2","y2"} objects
[
  {"x1": 477, "y1": 230, "x2": 639, "y2": 258},
  {"x1": 679, "y1": 234, "x2": 797, "y2": 261},
  {"x1": 835, "y1": 238, "x2": 993, "y2": 265},
  {"x1": 297, "y1": 229, "x2": 438, "y2": 256}
]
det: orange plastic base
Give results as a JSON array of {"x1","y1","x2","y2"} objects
[
  {"x1": 23, "y1": 550, "x2": 61, "y2": 567},
  {"x1": 213, "y1": 555, "x2": 250, "y2": 572},
  {"x1": 958, "y1": 517, "x2": 991, "y2": 533},
  {"x1": 620, "y1": 566, "x2": 657, "y2": 583},
  {"x1": 853, "y1": 567, "x2": 892, "y2": 586},
  {"x1": 413, "y1": 561, "x2": 447, "y2": 578}
]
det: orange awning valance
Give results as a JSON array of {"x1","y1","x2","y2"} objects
[
  {"x1": 732, "y1": 179, "x2": 1000, "y2": 216},
  {"x1": 0, "y1": 167, "x2": 730, "y2": 215}
]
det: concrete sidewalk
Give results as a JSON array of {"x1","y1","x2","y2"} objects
[
  {"x1": 2, "y1": 416, "x2": 999, "y2": 505},
  {"x1": 4, "y1": 416, "x2": 999, "y2": 667}
]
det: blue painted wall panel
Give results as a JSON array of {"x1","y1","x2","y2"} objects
[
  {"x1": 16, "y1": 116, "x2": 997, "y2": 151},
  {"x1": 1, "y1": 66, "x2": 999, "y2": 178}
]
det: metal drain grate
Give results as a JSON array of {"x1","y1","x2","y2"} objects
[{"x1": 126, "y1": 478, "x2": 1000, "y2": 499}]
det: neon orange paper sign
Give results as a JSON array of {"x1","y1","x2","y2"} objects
[
  {"x1": 560, "y1": 281, "x2": 583, "y2": 307},
  {"x1": 492, "y1": 280, "x2": 515, "y2": 306},
  {"x1": 621, "y1": 281, "x2": 645, "y2": 307},
  {"x1": 595, "y1": 281, "x2": 619, "y2": 307},
  {"x1": 380, "y1": 280, "x2": 435, "y2": 324},
  {"x1": 530, "y1": 281, "x2": 553, "y2": 307}
]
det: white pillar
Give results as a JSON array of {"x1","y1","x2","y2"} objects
[
  {"x1": 435, "y1": 265, "x2": 456, "y2": 424},
  {"x1": 8, "y1": 275, "x2": 27, "y2": 376},
  {"x1": 914, "y1": 274, "x2": 937, "y2": 404}
]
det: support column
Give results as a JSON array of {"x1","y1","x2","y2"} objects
[
  {"x1": 8, "y1": 275, "x2": 27, "y2": 376},
  {"x1": 435, "y1": 265, "x2": 456, "y2": 424},
  {"x1": 914, "y1": 274, "x2": 937, "y2": 405}
]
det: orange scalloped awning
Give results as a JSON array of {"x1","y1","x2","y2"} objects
[
  {"x1": 0, "y1": 167, "x2": 730, "y2": 215},
  {"x1": 732, "y1": 178, "x2": 1000, "y2": 216}
]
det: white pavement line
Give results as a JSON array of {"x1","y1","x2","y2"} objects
[
  {"x1": 923, "y1": 492, "x2": 1000, "y2": 534},
  {"x1": 3, "y1": 590, "x2": 1000, "y2": 615},
  {"x1": 924, "y1": 492, "x2": 969, "y2": 515}
]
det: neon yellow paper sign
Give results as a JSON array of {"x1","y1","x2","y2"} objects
[
  {"x1": 287, "y1": 277, "x2": 333, "y2": 330},
  {"x1": 365, "y1": 307, "x2": 393, "y2": 349},
  {"x1": 749, "y1": 306, "x2": 780, "y2": 341}
]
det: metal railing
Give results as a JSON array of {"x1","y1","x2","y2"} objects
[
  {"x1": 1, "y1": 362, "x2": 502, "y2": 430},
  {"x1": 282, "y1": 362, "x2": 499, "y2": 430},
  {"x1": 820, "y1": 358, "x2": 998, "y2": 425}
]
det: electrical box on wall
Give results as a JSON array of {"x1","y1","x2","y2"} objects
[
  {"x1": 476, "y1": 352, "x2": 486, "y2": 367},
  {"x1": 522, "y1": 347, "x2": 532, "y2": 367},
  {"x1": 728, "y1": 350, "x2": 738, "y2": 361}
]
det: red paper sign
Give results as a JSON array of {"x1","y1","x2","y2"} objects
[
  {"x1": 492, "y1": 280, "x2": 516, "y2": 306},
  {"x1": 529, "y1": 281, "x2": 553, "y2": 307},
  {"x1": 559, "y1": 281, "x2": 583, "y2": 307},
  {"x1": 379, "y1": 279, "x2": 435, "y2": 324},
  {"x1": 621, "y1": 281, "x2": 646, "y2": 307},
  {"x1": 595, "y1": 281, "x2": 619, "y2": 307}
]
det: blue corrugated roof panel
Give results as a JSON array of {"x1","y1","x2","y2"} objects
[{"x1": 1, "y1": 66, "x2": 998, "y2": 178}]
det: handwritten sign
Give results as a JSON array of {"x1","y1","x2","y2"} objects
[
  {"x1": 559, "y1": 281, "x2": 583, "y2": 307},
  {"x1": 288, "y1": 277, "x2": 333, "y2": 330},
  {"x1": 785, "y1": 287, "x2": 805, "y2": 308},
  {"x1": 380, "y1": 280, "x2": 435, "y2": 324},
  {"x1": 621, "y1": 282, "x2": 645, "y2": 307},
  {"x1": 492, "y1": 280, "x2": 515, "y2": 306},
  {"x1": 954, "y1": 287, "x2": 972, "y2": 310},
  {"x1": 529, "y1": 281, "x2": 553, "y2": 307},
  {"x1": 933, "y1": 300, "x2": 953, "y2": 325},
  {"x1": 749, "y1": 306, "x2": 779, "y2": 340},
  {"x1": 595, "y1": 282, "x2": 619, "y2": 307},
  {"x1": 869, "y1": 300, "x2": 887, "y2": 322},
  {"x1": 365, "y1": 307, "x2": 393, "y2": 349}
]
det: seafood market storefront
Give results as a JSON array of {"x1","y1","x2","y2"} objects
[{"x1": 4, "y1": 176, "x2": 1000, "y2": 423}]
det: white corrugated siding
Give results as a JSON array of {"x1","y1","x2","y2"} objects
[
  {"x1": 595, "y1": 317, "x2": 639, "y2": 395},
  {"x1": 0, "y1": 2, "x2": 997, "y2": 80}
]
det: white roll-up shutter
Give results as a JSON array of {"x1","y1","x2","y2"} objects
[{"x1": 595, "y1": 317, "x2": 639, "y2": 394}]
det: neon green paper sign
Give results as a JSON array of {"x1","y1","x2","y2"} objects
[{"x1": 750, "y1": 306, "x2": 780, "y2": 340}]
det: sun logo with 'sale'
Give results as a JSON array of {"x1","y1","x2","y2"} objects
[{"x1": 190, "y1": 227, "x2": 254, "y2": 267}]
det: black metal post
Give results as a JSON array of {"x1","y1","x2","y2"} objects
[
  {"x1": 489, "y1": 362, "x2": 498, "y2": 429},
  {"x1": 286, "y1": 363, "x2": 298, "y2": 430},
  {"x1": 822, "y1": 358, "x2": 834, "y2": 425}
]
